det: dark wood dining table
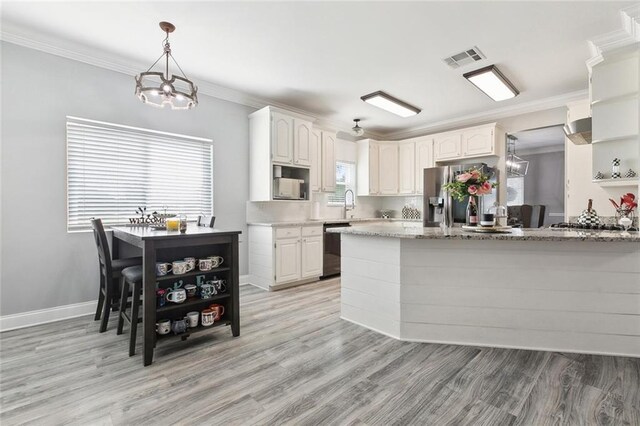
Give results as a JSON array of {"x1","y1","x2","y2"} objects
[{"x1": 111, "y1": 226, "x2": 241, "y2": 366}]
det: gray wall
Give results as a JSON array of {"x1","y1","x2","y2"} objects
[
  {"x1": 1, "y1": 42, "x2": 254, "y2": 316},
  {"x1": 523, "y1": 151, "x2": 565, "y2": 225}
]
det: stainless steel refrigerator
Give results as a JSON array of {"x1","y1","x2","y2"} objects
[{"x1": 422, "y1": 163, "x2": 499, "y2": 227}]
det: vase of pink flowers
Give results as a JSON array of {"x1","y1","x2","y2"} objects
[{"x1": 443, "y1": 168, "x2": 497, "y2": 226}]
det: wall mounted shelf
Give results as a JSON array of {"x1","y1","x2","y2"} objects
[{"x1": 592, "y1": 178, "x2": 639, "y2": 187}]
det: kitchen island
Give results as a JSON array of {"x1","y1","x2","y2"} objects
[{"x1": 328, "y1": 224, "x2": 640, "y2": 357}]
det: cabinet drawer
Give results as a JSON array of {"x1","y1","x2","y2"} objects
[
  {"x1": 275, "y1": 227, "x2": 301, "y2": 239},
  {"x1": 302, "y1": 226, "x2": 323, "y2": 237}
]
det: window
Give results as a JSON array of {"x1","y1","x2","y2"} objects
[
  {"x1": 66, "y1": 116, "x2": 213, "y2": 231},
  {"x1": 328, "y1": 161, "x2": 356, "y2": 205},
  {"x1": 506, "y1": 177, "x2": 524, "y2": 206}
]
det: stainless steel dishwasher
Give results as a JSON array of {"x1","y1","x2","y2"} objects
[{"x1": 322, "y1": 222, "x2": 351, "y2": 278}]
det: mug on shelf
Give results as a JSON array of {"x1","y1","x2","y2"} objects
[
  {"x1": 172, "y1": 261, "x2": 190, "y2": 275},
  {"x1": 156, "y1": 319, "x2": 171, "y2": 335},
  {"x1": 185, "y1": 311, "x2": 199, "y2": 328},
  {"x1": 155, "y1": 262, "x2": 173, "y2": 276},
  {"x1": 198, "y1": 258, "x2": 214, "y2": 272},
  {"x1": 183, "y1": 257, "x2": 196, "y2": 272},
  {"x1": 166, "y1": 288, "x2": 187, "y2": 304},
  {"x1": 156, "y1": 288, "x2": 167, "y2": 307},
  {"x1": 200, "y1": 283, "x2": 216, "y2": 299},
  {"x1": 201, "y1": 309, "x2": 215, "y2": 326},
  {"x1": 184, "y1": 284, "x2": 198, "y2": 298},
  {"x1": 171, "y1": 319, "x2": 188, "y2": 335},
  {"x1": 208, "y1": 304, "x2": 225, "y2": 321},
  {"x1": 211, "y1": 278, "x2": 226, "y2": 293},
  {"x1": 208, "y1": 256, "x2": 224, "y2": 268}
]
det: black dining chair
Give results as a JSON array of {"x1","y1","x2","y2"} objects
[
  {"x1": 90, "y1": 218, "x2": 142, "y2": 332},
  {"x1": 197, "y1": 215, "x2": 216, "y2": 228},
  {"x1": 116, "y1": 266, "x2": 143, "y2": 356}
]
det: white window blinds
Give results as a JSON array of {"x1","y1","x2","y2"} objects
[
  {"x1": 66, "y1": 116, "x2": 213, "y2": 231},
  {"x1": 328, "y1": 161, "x2": 356, "y2": 204}
]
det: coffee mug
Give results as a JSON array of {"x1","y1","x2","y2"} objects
[
  {"x1": 208, "y1": 256, "x2": 224, "y2": 268},
  {"x1": 184, "y1": 257, "x2": 196, "y2": 272},
  {"x1": 156, "y1": 288, "x2": 167, "y2": 307},
  {"x1": 185, "y1": 311, "x2": 199, "y2": 328},
  {"x1": 171, "y1": 319, "x2": 188, "y2": 335},
  {"x1": 156, "y1": 319, "x2": 171, "y2": 335},
  {"x1": 208, "y1": 304, "x2": 225, "y2": 321},
  {"x1": 156, "y1": 262, "x2": 173, "y2": 276},
  {"x1": 201, "y1": 309, "x2": 215, "y2": 326},
  {"x1": 211, "y1": 279, "x2": 226, "y2": 293},
  {"x1": 184, "y1": 284, "x2": 197, "y2": 298},
  {"x1": 166, "y1": 288, "x2": 187, "y2": 303},
  {"x1": 198, "y1": 258, "x2": 214, "y2": 271},
  {"x1": 200, "y1": 283, "x2": 215, "y2": 299},
  {"x1": 172, "y1": 261, "x2": 190, "y2": 275}
]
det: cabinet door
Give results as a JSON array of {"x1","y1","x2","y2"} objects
[
  {"x1": 309, "y1": 129, "x2": 322, "y2": 192},
  {"x1": 369, "y1": 143, "x2": 380, "y2": 195},
  {"x1": 271, "y1": 112, "x2": 294, "y2": 164},
  {"x1": 462, "y1": 127, "x2": 494, "y2": 157},
  {"x1": 293, "y1": 120, "x2": 312, "y2": 166},
  {"x1": 398, "y1": 142, "x2": 415, "y2": 194},
  {"x1": 434, "y1": 133, "x2": 461, "y2": 161},
  {"x1": 321, "y1": 132, "x2": 336, "y2": 192},
  {"x1": 415, "y1": 139, "x2": 433, "y2": 194},
  {"x1": 378, "y1": 144, "x2": 399, "y2": 195},
  {"x1": 301, "y1": 236, "x2": 323, "y2": 278},
  {"x1": 275, "y1": 238, "x2": 301, "y2": 283}
]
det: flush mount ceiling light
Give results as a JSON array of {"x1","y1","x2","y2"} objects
[
  {"x1": 135, "y1": 21, "x2": 198, "y2": 110},
  {"x1": 352, "y1": 119, "x2": 365, "y2": 136},
  {"x1": 360, "y1": 91, "x2": 421, "y2": 118},
  {"x1": 463, "y1": 65, "x2": 519, "y2": 102}
]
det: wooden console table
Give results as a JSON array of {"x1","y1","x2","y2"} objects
[{"x1": 112, "y1": 226, "x2": 241, "y2": 366}]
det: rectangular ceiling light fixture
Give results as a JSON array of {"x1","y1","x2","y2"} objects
[
  {"x1": 463, "y1": 65, "x2": 519, "y2": 101},
  {"x1": 360, "y1": 91, "x2": 421, "y2": 117}
]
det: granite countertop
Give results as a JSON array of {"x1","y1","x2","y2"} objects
[
  {"x1": 247, "y1": 218, "x2": 421, "y2": 227},
  {"x1": 326, "y1": 224, "x2": 640, "y2": 243}
]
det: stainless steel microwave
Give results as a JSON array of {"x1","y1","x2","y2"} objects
[{"x1": 273, "y1": 178, "x2": 304, "y2": 200}]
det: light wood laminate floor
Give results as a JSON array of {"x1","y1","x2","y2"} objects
[{"x1": 1, "y1": 280, "x2": 639, "y2": 425}]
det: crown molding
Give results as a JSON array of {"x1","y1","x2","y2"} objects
[
  {"x1": 383, "y1": 89, "x2": 587, "y2": 141},
  {"x1": 587, "y1": 5, "x2": 640, "y2": 70}
]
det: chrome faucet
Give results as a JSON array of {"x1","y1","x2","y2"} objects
[{"x1": 344, "y1": 189, "x2": 355, "y2": 219}]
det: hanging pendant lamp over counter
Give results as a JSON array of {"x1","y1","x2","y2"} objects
[{"x1": 135, "y1": 21, "x2": 198, "y2": 110}]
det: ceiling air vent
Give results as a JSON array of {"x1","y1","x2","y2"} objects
[{"x1": 443, "y1": 47, "x2": 486, "y2": 69}]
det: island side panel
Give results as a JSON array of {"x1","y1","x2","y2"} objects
[
  {"x1": 340, "y1": 235, "x2": 402, "y2": 338},
  {"x1": 399, "y1": 238, "x2": 640, "y2": 357}
]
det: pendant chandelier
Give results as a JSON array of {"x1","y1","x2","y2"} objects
[
  {"x1": 135, "y1": 21, "x2": 198, "y2": 110},
  {"x1": 506, "y1": 135, "x2": 529, "y2": 177},
  {"x1": 352, "y1": 119, "x2": 364, "y2": 136}
]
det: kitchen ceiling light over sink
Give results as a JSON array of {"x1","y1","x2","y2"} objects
[
  {"x1": 360, "y1": 91, "x2": 421, "y2": 117},
  {"x1": 463, "y1": 65, "x2": 519, "y2": 102},
  {"x1": 135, "y1": 21, "x2": 198, "y2": 110},
  {"x1": 352, "y1": 119, "x2": 365, "y2": 136}
]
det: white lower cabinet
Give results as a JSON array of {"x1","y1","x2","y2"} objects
[{"x1": 249, "y1": 225, "x2": 324, "y2": 290}]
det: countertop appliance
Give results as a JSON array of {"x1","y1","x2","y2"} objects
[
  {"x1": 422, "y1": 163, "x2": 498, "y2": 227},
  {"x1": 273, "y1": 177, "x2": 304, "y2": 200},
  {"x1": 322, "y1": 222, "x2": 351, "y2": 278}
]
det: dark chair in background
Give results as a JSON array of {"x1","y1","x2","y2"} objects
[
  {"x1": 90, "y1": 218, "x2": 142, "y2": 332},
  {"x1": 197, "y1": 215, "x2": 216, "y2": 228},
  {"x1": 507, "y1": 204, "x2": 546, "y2": 228},
  {"x1": 531, "y1": 205, "x2": 546, "y2": 228},
  {"x1": 117, "y1": 266, "x2": 143, "y2": 356}
]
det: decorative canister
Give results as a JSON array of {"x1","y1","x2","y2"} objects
[{"x1": 612, "y1": 158, "x2": 621, "y2": 179}]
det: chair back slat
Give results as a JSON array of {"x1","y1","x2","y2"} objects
[
  {"x1": 197, "y1": 215, "x2": 216, "y2": 228},
  {"x1": 91, "y1": 218, "x2": 113, "y2": 276}
]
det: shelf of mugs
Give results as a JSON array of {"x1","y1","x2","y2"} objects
[
  {"x1": 156, "y1": 308, "x2": 229, "y2": 340},
  {"x1": 156, "y1": 293, "x2": 230, "y2": 314},
  {"x1": 157, "y1": 319, "x2": 232, "y2": 341},
  {"x1": 155, "y1": 266, "x2": 229, "y2": 282}
]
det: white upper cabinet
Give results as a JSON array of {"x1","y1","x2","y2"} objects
[
  {"x1": 398, "y1": 142, "x2": 415, "y2": 194},
  {"x1": 462, "y1": 126, "x2": 494, "y2": 157},
  {"x1": 378, "y1": 143, "x2": 399, "y2": 195},
  {"x1": 309, "y1": 128, "x2": 321, "y2": 192},
  {"x1": 415, "y1": 139, "x2": 433, "y2": 194},
  {"x1": 434, "y1": 133, "x2": 462, "y2": 161},
  {"x1": 369, "y1": 142, "x2": 380, "y2": 195},
  {"x1": 293, "y1": 120, "x2": 313, "y2": 166},
  {"x1": 321, "y1": 131, "x2": 336, "y2": 193},
  {"x1": 272, "y1": 112, "x2": 294, "y2": 164}
]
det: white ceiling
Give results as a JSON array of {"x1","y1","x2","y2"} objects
[
  {"x1": 512, "y1": 125, "x2": 566, "y2": 151},
  {"x1": 0, "y1": 1, "x2": 631, "y2": 136}
]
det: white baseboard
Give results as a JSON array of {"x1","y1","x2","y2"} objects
[
  {"x1": 2, "y1": 274, "x2": 253, "y2": 332},
  {"x1": 0, "y1": 301, "x2": 97, "y2": 332}
]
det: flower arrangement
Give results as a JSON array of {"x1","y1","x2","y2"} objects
[
  {"x1": 443, "y1": 168, "x2": 497, "y2": 201},
  {"x1": 609, "y1": 193, "x2": 637, "y2": 213}
]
